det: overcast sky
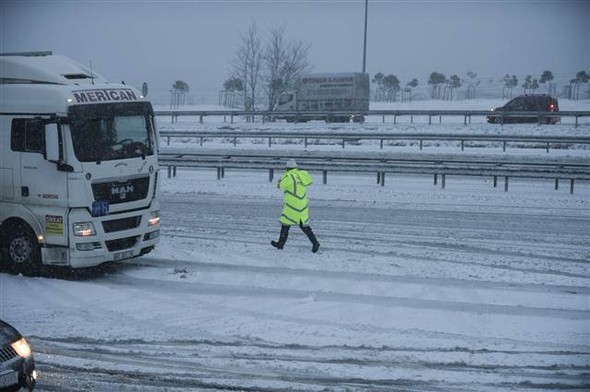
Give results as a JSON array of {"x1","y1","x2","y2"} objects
[{"x1": 1, "y1": 0, "x2": 588, "y2": 102}]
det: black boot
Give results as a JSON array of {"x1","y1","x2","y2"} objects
[
  {"x1": 301, "y1": 225, "x2": 320, "y2": 253},
  {"x1": 271, "y1": 225, "x2": 290, "y2": 249}
]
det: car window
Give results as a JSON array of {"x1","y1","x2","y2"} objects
[{"x1": 507, "y1": 98, "x2": 526, "y2": 110}]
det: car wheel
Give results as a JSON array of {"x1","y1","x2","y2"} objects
[{"x1": 1, "y1": 222, "x2": 41, "y2": 274}]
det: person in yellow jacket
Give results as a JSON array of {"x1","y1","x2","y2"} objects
[{"x1": 271, "y1": 159, "x2": 320, "y2": 253}]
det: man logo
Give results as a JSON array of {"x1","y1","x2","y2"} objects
[{"x1": 111, "y1": 183, "x2": 134, "y2": 200}]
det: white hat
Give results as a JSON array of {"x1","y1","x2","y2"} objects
[{"x1": 285, "y1": 159, "x2": 298, "y2": 169}]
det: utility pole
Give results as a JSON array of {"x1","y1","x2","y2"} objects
[{"x1": 362, "y1": 0, "x2": 368, "y2": 73}]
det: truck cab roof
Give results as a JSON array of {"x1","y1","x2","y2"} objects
[{"x1": 0, "y1": 51, "x2": 107, "y2": 85}]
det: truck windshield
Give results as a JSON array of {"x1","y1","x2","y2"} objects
[{"x1": 69, "y1": 102, "x2": 155, "y2": 162}]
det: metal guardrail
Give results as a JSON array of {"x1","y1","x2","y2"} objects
[
  {"x1": 158, "y1": 130, "x2": 590, "y2": 153},
  {"x1": 155, "y1": 109, "x2": 590, "y2": 127},
  {"x1": 158, "y1": 149, "x2": 590, "y2": 193}
]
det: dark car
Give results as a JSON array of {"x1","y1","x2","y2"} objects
[
  {"x1": 0, "y1": 320, "x2": 36, "y2": 391},
  {"x1": 487, "y1": 94, "x2": 560, "y2": 124}
]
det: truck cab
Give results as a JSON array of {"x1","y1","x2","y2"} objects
[{"x1": 0, "y1": 52, "x2": 160, "y2": 272}]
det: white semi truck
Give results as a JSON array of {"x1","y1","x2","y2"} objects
[
  {"x1": 0, "y1": 51, "x2": 160, "y2": 272},
  {"x1": 273, "y1": 72, "x2": 370, "y2": 123}
]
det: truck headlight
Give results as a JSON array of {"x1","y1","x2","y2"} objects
[
  {"x1": 148, "y1": 210, "x2": 160, "y2": 226},
  {"x1": 11, "y1": 338, "x2": 32, "y2": 358},
  {"x1": 73, "y1": 222, "x2": 96, "y2": 236}
]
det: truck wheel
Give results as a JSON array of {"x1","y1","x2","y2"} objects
[{"x1": 2, "y1": 223, "x2": 41, "y2": 274}]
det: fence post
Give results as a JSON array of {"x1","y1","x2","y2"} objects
[
  {"x1": 555, "y1": 178, "x2": 559, "y2": 190},
  {"x1": 434, "y1": 174, "x2": 438, "y2": 185},
  {"x1": 323, "y1": 170, "x2": 328, "y2": 185},
  {"x1": 570, "y1": 179, "x2": 575, "y2": 194},
  {"x1": 441, "y1": 174, "x2": 446, "y2": 189},
  {"x1": 269, "y1": 169, "x2": 274, "y2": 183},
  {"x1": 504, "y1": 176, "x2": 509, "y2": 192}
]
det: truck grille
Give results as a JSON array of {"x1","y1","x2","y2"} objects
[
  {"x1": 102, "y1": 216, "x2": 141, "y2": 233},
  {"x1": 0, "y1": 345, "x2": 17, "y2": 363},
  {"x1": 105, "y1": 236, "x2": 139, "y2": 252},
  {"x1": 92, "y1": 177, "x2": 150, "y2": 205}
]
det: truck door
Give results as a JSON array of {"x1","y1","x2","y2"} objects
[{"x1": 12, "y1": 118, "x2": 68, "y2": 211}]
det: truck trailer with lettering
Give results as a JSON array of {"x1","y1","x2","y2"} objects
[
  {"x1": 0, "y1": 51, "x2": 160, "y2": 272},
  {"x1": 273, "y1": 72, "x2": 370, "y2": 123}
]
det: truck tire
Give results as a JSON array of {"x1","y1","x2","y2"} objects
[{"x1": 1, "y1": 222, "x2": 41, "y2": 274}]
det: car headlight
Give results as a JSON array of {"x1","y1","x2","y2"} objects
[
  {"x1": 11, "y1": 338, "x2": 32, "y2": 358},
  {"x1": 148, "y1": 210, "x2": 160, "y2": 226},
  {"x1": 73, "y1": 222, "x2": 96, "y2": 236}
]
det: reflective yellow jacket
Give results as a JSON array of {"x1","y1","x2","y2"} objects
[{"x1": 278, "y1": 169, "x2": 313, "y2": 226}]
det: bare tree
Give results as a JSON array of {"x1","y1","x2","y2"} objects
[
  {"x1": 263, "y1": 24, "x2": 311, "y2": 112},
  {"x1": 229, "y1": 22, "x2": 310, "y2": 115},
  {"x1": 230, "y1": 21, "x2": 263, "y2": 117}
]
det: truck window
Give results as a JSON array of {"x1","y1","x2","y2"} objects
[
  {"x1": 69, "y1": 102, "x2": 154, "y2": 162},
  {"x1": 11, "y1": 119, "x2": 45, "y2": 155}
]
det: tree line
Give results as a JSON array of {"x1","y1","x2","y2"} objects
[
  {"x1": 372, "y1": 70, "x2": 589, "y2": 102},
  {"x1": 168, "y1": 20, "x2": 589, "y2": 108}
]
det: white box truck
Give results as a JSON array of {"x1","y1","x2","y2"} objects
[
  {"x1": 0, "y1": 51, "x2": 160, "y2": 272},
  {"x1": 273, "y1": 72, "x2": 370, "y2": 123}
]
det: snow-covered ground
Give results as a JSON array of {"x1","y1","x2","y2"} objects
[{"x1": 0, "y1": 99, "x2": 589, "y2": 391}]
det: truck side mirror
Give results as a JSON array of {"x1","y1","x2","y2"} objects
[{"x1": 45, "y1": 123, "x2": 60, "y2": 163}]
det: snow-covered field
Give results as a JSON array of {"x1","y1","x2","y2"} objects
[{"x1": 0, "y1": 99, "x2": 589, "y2": 391}]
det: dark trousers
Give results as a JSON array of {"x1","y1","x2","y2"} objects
[{"x1": 274, "y1": 223, "x2": 319, "y2": 249}]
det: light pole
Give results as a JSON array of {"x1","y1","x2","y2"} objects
[{"x1": 362, "y1": 0, "x2": 368, "y2": 73}]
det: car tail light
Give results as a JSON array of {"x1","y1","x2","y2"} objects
[{"x1": 549, "y1": 103, "x2": 555, "y2": 111}]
